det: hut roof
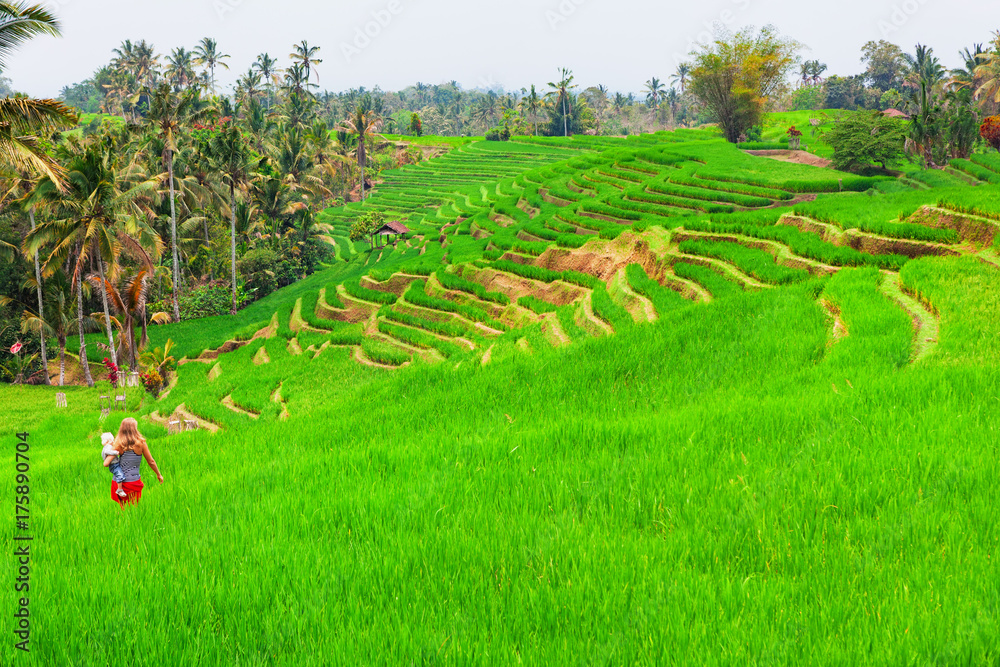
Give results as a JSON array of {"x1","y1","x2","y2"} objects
[
  {"x1": 882, "y1": 108, "x2": 909, "y2": 119},
  {"x1": 376, "y1": 221, "x2": 410, "y2": 235}
]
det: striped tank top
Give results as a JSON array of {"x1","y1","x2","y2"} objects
[{"x1": 119, "y1": 450, "x2": 142, "y2": 483}]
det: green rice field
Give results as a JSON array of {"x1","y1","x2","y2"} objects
[{"x1": 3, "y1": 123, "x2": 1000, "y2": 664}]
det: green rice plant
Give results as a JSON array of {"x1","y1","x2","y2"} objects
[
  {"x1": 361, "y1": 336, "x2": 411, "y2": 366},
  {"x1": 793, "y1": 193, "x2": 959, "y2": 243},
  {"x1": 342, "y1": 279, "x2": 399, "y2": 305},
  {"x1": 377, "y1": 320, "x2": 466, "y2": 359},
  {"x1": 673, "y1": 261, "x2": 744, "y2": 299},
  {"x1": 950, "y1": 158, "x2": 1000, "y2": 184},
  {"x1": 437, "y1": 269, "x2": 510, "y2": 305},
  {"x1": 678, "y1": 239, "x2": 810, "y2": 284},
  {"x1": 683, "y1": 218, "x2": 908, "y2": 270},
  {"x1": 624, "y1": 186, "x2": 734, "y2": 214},
  {"x1": 383, "y1": 308, "x2": 468, "y2": 338},
  {"x1": 322, "y1": 283, "x2": 347, "y2": 309},
  {"x1": 555, "y1": 304, "x2": 588, "y2": 339},
  {"x1": 560, "y1": 270, "x2": 602, "y2": 289},
  {"x1": 625, "y1": 264, "x2": 690, "y2": 316},
  {"x1": 936, "y1": 186, "x2": 1000, "y2": 221},
  {"x1": 490, "y1": 259, "x2": 563, "y2": 283},
  {"x1": 673, "y1": 171, "x2": 794, "y2": 201},
  {"x1": 579, "y1": 200, "x2": 641, "y2": 221},
  {"x1": 405, "y1": 280, "x2": 507, "y2": 331},
  {"x1": 590, "y1": 283, "x2": 633, "y2": 330},
  {"x1": 517, "y1": 295, "x2": 559, "y2": 315}
]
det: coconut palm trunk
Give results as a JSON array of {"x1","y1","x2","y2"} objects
[
  {"x1": 95, "y1": 251, "x2": 117, "y2": 367},
  {"x1": 58, "y1": 332, "x2": 65, "y2": 386},
  {"x1": 28, "y1": 208, "x2": 49, "y2": 385},
  {"x1": 230, "y1": 182, "x2": 238, "y2": 315},
  {"x1": 168, "y1": 150, "x2": 180, "y2": 322},
  {"x1": 75, "y1": 244, "x2": 94, "y2": 387},
  {"x1": 563, "y1": 95, "x2": 569, "y2": 137}
]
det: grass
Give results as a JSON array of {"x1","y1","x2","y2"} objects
[{"x1": 7, "y1": 124, "x2": 1000, "y2": 664}]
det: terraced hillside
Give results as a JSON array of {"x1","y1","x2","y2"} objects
[{"x1": 4, "y1": 128, "x2": 1000, "y2": 663}]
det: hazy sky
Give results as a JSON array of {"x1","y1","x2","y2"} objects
[{"x1": 4, "y1": 0, "x2": 994, "y2": 98}]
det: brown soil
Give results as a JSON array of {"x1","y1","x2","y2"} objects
[
  {"x1": 819, "y1": 299, "x2": 848, "y2": 344},
  {"x1": 463, "y1": 265, "x2": 586, "y2": 305},
  {"x1": 910, "y1": 206, "x2": 1000, "y2": 247},
  {"x1": 196, "y1": 339, "x2": 249, "y2": 361},
  {"x1": 361, "y1": 273, "x2": 421, "y2": 297},
  {"x1": 253, "y1": 346, "x2": 270, "y2": 366},
  {"x1": 840, "y1": 230, "x2": 959, "y2": 259},
  {"x1": 316, "y1": 288, "x2": 372, "y2": 324},
  {"x1": 540, "y1": 312, "x2": 571, "y2": 347},
  {"x1": 745, "y1": 150, "x2": 833, "y2": 168},
  {"x1": 207, "y1": 363, "x2": 222, "y2": 382},
  {"x1": 535, "y1": 232, "x2": 666, "y2": 284},
  {"x1": 288, "y1": 338, "x2": 303, "y2": 356}
]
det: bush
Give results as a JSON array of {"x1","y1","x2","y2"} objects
[
  {"x1": 140, "y1": 369, "x2": 163, "y2": 397},
  {"x1": 149, "y1": 281, "x2": 250, "y2": 320},
  {"x1": 825, "y1": 111, "x2": 907, "y2": 173}
]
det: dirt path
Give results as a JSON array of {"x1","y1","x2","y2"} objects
[
  {"x1": 745, "y1": 149, "x2": 832, "y2": 168},
  {"x1": 610, "y1": 268, "x2": 658, "y2": 323},
  {"x1": 541, "y1": 313, "x2": 571, "y2": 347},
  {"x1": 818, "y1": 299, "x2": 849, "y2": 346},
  {"x1": 271, "y1": 382, "x2": 290, "y2": 421},
  {"x1": 880, "y1": 271, "x2": 939, "y2": 363},
  {"x1": 580, "y1": 294, "x2": 614, "y2": 336}
]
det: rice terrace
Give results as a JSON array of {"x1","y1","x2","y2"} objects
[{"x1": 1, "y1": 0, "x2": 1000, "y2": 664}]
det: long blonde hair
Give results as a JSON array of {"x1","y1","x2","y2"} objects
[{"x1": 114, "y1": 418, "x2": 146, "y2": 453}]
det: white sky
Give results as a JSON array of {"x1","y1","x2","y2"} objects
[{"x1": 5, "y1": 0, "x2": 995, "y2": 98}]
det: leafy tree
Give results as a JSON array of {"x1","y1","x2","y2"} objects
[
  {"x1": 825, "y1": 75, "x2": 866, "y2": 110},
  {"x1": 688, "y1": 26, "x2": 800, "y2": 143},
  {"x1": 825, "y1": 111, "x2": 906, "y2": 173},
  {"x1": 981, "y1": 116, "x2": 1000, "y2": 151},
  {"x1": 644, "y1": 77, "x2": 666, "y2": 107},
  {"x1": 861, "y1": 40, "x2": 906, "y2": 91},
  {"x1": 408, "y1": 112, "x2": 422, "y2": 136},
  {"x1": 349, "y1": 210, "x2": 384, "y2": 250}
]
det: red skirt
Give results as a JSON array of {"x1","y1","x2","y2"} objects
[{"x1": 111, "y1": 479, "x2": 144, "y2": 508}]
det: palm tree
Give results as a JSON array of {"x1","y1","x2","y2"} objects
[
  {"x1": 950, "y1": 44, "x2": 985, "y2": 92},
  {"x1": 208, "y1": 120, "x2": 254, "y2": 314},
  {"x1": 20, "y1": 270, "x2": 75, "y2": 386},
  {"x1": 547, "y1": 68, "x2": 576, "y2": 137},
  {"x1": 29, "y1": 141, "x2": 160, "y2": 370},
  {"x1": 0, "y1": 2, "x2": 77, "y2": 184},
  {"x1": 236, "y1": 68, "x2": 262, "y2": 105},
  {"x1": 290, "y1": 41, "x2": 322, "y2": 83},
  {"x1": 519, "y1": 85, "x2": 543, "y2": 136},
  {"x1": 670, "y1": 63, "x2": 691, "y2": 94},
  {"x1": 338, "y1": 103, "x2": 382, "y2": 203},
  {"x1": 809, "y1": 61, "x2": 828, "y2": 86},
  {"x1": 644, "y1": 77, "x2": 666, "y2": 107},
  {"x1": 254, "y1": 53, "x2": 279, "y2": 109},
  {"x1": 194, "y1": 38, "x2": 230, "y2": 95},
  {"x1": 87, "y1": 268, "x2": 167, "y2": 371},
  {"x1": 146, "y1": 83, "x2": 212, "y2": 322},
  {"x1": 165, "y1": 47, "x2": 196, "y2": 91},
  {"x1": 974, "y1": 32, "x2": 1000, "y2": 108},
  {"x1": 799, "y1": 62, "x2": 811, "y2": 87}
]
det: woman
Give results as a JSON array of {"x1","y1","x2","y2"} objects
[{"x1": 104, "y1": 418, "x2": 164, "y2": 508}]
